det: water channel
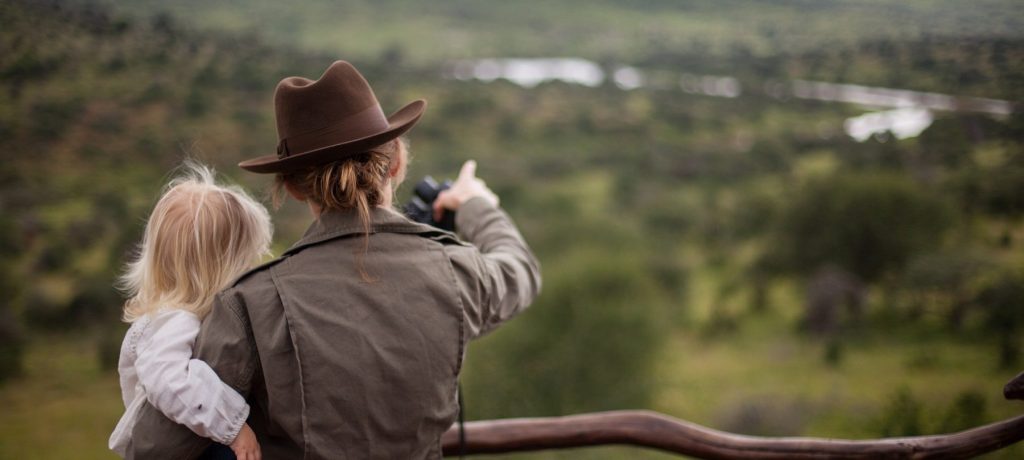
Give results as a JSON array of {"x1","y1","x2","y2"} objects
[{"x1": 447, "y1": 58, "x2": 1016, "y2": 142}]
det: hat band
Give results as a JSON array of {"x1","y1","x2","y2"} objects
[{"x1": 277, "y1": 104, "x2": 389, "y2": 158}]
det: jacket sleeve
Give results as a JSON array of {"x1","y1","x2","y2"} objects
[
  {"x1": 127, "y1": 294, "x2": 258, "y2": 459},
  {"x1": 447, "y1": 197, "x2": 542, "y2": 339}
]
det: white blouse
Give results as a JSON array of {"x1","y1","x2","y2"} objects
[{"x1": 108, "y1": 308, "x2": 249, "y2": 457}]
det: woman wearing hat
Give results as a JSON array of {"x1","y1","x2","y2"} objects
[{"x1": 126, "y1": 61, "x2": 542, "y2": 459}]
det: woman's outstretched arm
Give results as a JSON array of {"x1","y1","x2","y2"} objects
[{"x1": 438, "y1": 160, "x2": 543, "y2": 339}]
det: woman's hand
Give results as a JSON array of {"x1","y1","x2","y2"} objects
[
  {"x1": 230, "y1": 423, "x2": 262, "y2": 460},
  {"x1": 433, "y1": 160, "x2": 499, "y2": 221}
]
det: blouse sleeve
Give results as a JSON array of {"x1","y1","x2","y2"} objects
[{"x1": 134, "y1": 309, "x2": 250, "y2": 445}]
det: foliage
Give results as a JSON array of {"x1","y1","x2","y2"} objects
[
  {"x1": 0, "y1": 308, "x2": 23, "y2": 383},
  {"x1": 0, "y1": 218, "x2": 24, "y2": 382},
  {"x1": 464, "y1": 246, "x2": 670, "y2": 418},
  {"x1": 879, "y1": 387, "x2": 993, "y2": 438},
  {"x1": 976, "y1": 272, "x2": 1024, "y2": 369},
  {"x1": 801, "y1": 265, "x2": 865, "y2": 336},
  {"x1": 716, "y1": 396, "x2": 811, "y2": 437},
  {"x1": 877, "y1": 386, "x2": 924, "y2": 437},
  {"x1": 898, "y1": 251, "x2": 991, "y2": 327},
  {"x1": 950, "y1": 143, "x2": 1024, "y2": 217},
  {"x1": 823, "y1": 339, "x2": 844, "y2": 367},
  {"x1": 938, "y1": 389, "x2": 988, "y2": 434},
  {"x1": 768, "y1": 173, "x2": 954, "y2": 282}
]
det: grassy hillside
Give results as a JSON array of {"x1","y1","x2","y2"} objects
[{"x1": 75, "y1": 0, "x2": 1024, "y2": 62}]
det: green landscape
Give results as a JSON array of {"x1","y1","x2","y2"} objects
[{"x1": 1, "y1": 0, "x2": 1023, "y2": 458}]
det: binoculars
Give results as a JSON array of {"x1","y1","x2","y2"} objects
[{"x1": 403, "y1": 176, "x2": 456, "y2": 232}]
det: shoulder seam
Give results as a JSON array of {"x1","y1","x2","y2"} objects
[
  {"x1": 421, "y1": 230, "x2": 469, "y2": 247},
  {"x1": 231, "y1": 255, "x2": 289, "y2": 287}
]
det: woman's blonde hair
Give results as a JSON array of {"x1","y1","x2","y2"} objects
[{"x1": 118, "y1": 162, "x2": 273, "y2": 322}]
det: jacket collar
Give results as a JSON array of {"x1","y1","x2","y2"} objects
[{"x1": 284, "y1": 206, "x2": 446, "y2": 256}]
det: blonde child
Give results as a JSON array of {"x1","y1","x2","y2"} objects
[{"x1": 109, "y1": 163, "x2": 272, "y2": 460}]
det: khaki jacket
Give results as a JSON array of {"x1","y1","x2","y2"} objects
[{"x1": 127, "y1": 197, "x2": 541, "y2": 459}]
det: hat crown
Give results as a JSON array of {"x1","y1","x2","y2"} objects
[
  {"x1": 238, "y1": 60, "x2": 426, "y2": 174},
  {"x1": 273, "y1": 61, "x2": 388, "y2": 146}
]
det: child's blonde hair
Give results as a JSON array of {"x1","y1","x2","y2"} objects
[{"x1": 119, "y1": 162, "x2": 273, "y2": 322}]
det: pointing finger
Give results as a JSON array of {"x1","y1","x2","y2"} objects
[{"x1": 458, "y1": 160, "x2": 477, "y2": 182}]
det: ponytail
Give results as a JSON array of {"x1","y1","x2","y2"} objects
[{"x1": 273, "y1": 138, "x2": 408, "y2": 280}]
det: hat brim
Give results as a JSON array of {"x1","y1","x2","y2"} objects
[{"x1": 239, "y1": 99, "x2": 426, "y2": 174}]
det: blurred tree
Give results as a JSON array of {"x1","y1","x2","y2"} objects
[
  {"x1": 185, "y1": 86, "x2": 209, "y2": 117},
  {"x1": 842, "y1": 132, "x2": 906, "y2": 171},
  {"x1": 977, "y1": 273, "x2": 1024, "y2": 369},
  {"x1": 29, "y1": 97, "x2": 83, "y2": 141},
  {"x1": 768, "y1": 173, "x2": 954, "y2": 282},
  {"x1": 801, "y1": 265, "x2": 864, "y2": 337},
  {"x1": 878, "y1": 386, "x2": 924, "y2": 437},
  {"x1": 69, "y1": 277, "x2": 122, "y2": 323},
  {"x1": 900, "y1": 251, "x2": 990, "y2": 329},
  {"x1": 0, "y1": 217, "x2": 24, "y2": 382},
  {"x1": 97, "y1": 323, "x2": 129, "y2": 372},
  {"x1": 823, "y1": 339, "x2": 844, "y2": 367},
  {"x1": 463, "y1": 248, "x2": 669, "y2": 418},
  {"x1": 938, "y1": 389, "x2": 988, "y2": 433},
  {"x1": 726, "y1": 183, "x2": 780, "y2": 241},
  {"x1": 0, "y1": 305, "x2": 22, "y2": 383},
  {"x1": 716, "y1": 396, "x2": 810, "y2": 436},
  {"x1": 972, "y1": 159, "x2": 1024, "y2": 218},
  {"x1": 748, "y1": 139, "x2": 792, "y2": 174},
  {"x1": 917, "y1": 117, "x2": 974, "y2": 169}
]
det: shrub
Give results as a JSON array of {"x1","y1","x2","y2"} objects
[
  {"x1": 716, "y1": 396, "x2": 810, "y2": 436},
  {"x1": 462, "y1": 247, "x2": 670, "y2": 418},
  {"x1": 96, "y1": 325, "x2": 128, "y2": 372},
  {"x1": 0, "y1": 306, "x2": 24, "y2": 383},
  {"x1": 938, "y1": 390, "x2": 987, "y2": 433},
  {"x1": 977, "y1": 273, "x2": 1024, "y2": 369},
  {"x1": 878, "y1": 387, "x2": 923, "y2": 437},
  {"x1": 823, "y1": 339, "x2": 844, "y2": 367},
  {"x1": 769, "y1": 173, "x2": 954, "y2": 282},
  {"x1": 802, "y1": 265, "x2": 864, "y2": 337},
  {"x1": 900, "y1": 251, "x2": 990, "y2": 329}
]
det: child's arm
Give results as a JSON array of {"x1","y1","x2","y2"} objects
[{"x1": 134, "y1": 309, "x2": 250, "y2": 446}]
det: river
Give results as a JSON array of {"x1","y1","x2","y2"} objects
[{"x1": 446, "y1": 58, "x2": 1016, "y2": 142}]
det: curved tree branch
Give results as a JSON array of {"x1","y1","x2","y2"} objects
[{"x1": 441, "y1": 410, "x2": 1024, "y2": 459}]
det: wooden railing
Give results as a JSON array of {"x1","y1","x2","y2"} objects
[
  {"x1": 440, "y1": 375, "x2": 1024, "y2": 459},
  {"x1": 440, "y1": 410, "x2": 1024, "y2": 459}
]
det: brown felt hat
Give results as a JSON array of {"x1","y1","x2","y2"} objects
[{"x1": 239, "y1": 60, "x2": 426, "y2": 174}]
